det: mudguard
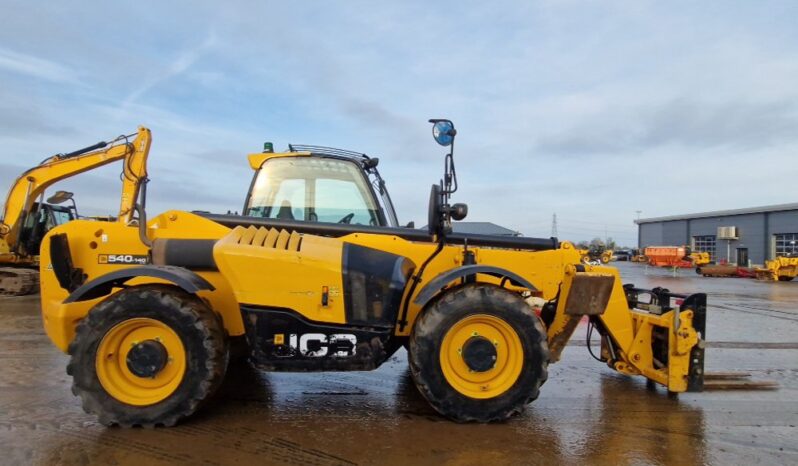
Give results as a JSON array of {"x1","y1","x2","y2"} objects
[
  {"x1": 63, "y1": 265, "x2": 214, "y2": 303},
  {"x1": 413, "y1": 265, "x2": 538, "y2": 308}
]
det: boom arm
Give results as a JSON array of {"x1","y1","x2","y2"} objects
[{"x1": 0, "y1": 126, "x2": 151, "y2": 255}]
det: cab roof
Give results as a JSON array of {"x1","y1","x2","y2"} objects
[
  {"x1": 247, "y1": 145, "x2": 374, "y2": 170},
  {"x1": 247, "y1": 151, "x2": 310, "y2": 170}
]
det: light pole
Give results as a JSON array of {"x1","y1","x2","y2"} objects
[
  {"x1": 635, "y1": 211, "x2": 642, "y2": 249},
  {"x1": 790, "y1": 240, "x2": 796, "y2": 256}
]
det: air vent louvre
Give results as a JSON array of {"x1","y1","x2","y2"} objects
[{"x1": 235, "y1": 226, "x2": 302, "y2": 251}]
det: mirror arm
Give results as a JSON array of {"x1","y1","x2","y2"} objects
[{"x1": 69, "y1": 198, "x2": 79, "y2": 219}]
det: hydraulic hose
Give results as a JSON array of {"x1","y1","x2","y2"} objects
[{"x1": 398, "y1": 236, "x2": 445, "y2": 331}]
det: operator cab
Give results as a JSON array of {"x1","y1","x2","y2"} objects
[
  {"x1": 243, "y1": 145, "x2": 399, "y2": 228},
  {"x1": 19, "y1": 198, "x2": 76, "y2": 255}
]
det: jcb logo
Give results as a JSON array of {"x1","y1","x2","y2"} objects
[{"x1": 289, "y1": 333, "x2": 357, "y2": 358}]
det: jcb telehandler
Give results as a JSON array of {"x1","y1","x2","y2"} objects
[
  {"x1": 38, "y1": 120, "x2": 706, "y2": 426},
  {"x1": 0, "y1": 128, "x2": 151, "y2": 295}
]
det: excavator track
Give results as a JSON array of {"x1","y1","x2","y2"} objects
[{"x1": 0, "y1": 268, "x2": 39, "y2": 296}]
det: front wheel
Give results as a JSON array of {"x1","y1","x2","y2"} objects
[
  {"x1": 67, "y1": 285, "x2": 227, "y2": 427},
  {"x1": 409, "y1": 284, "x2": 549, "y2": 422}
]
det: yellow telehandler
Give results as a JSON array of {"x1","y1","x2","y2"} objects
[
  {"x1": 578, "y1": 248, "x2": 612, "y2": 264},
  {"x1": 0, "y1": 128, "x2": 151, "y2": 295},
  {"x1": 38, "y1": 120, "x2": 708, "y2": 426}
]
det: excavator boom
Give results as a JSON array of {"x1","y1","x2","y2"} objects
[{"x1": 0, "y1": 126, "x2": 151, "y2": 295}]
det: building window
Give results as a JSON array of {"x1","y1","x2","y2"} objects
[
  {"x1": 693, "y1": 235, "x2": 716, "y2": 260},
  {"x1": 774, "y1": 233, "x2": 798, "y2": 257}
]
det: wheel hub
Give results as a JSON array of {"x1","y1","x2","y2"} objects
[
  {"x1": 439, "y1": 314, "x2": 523, "y2": 399},
  {"x1": 461, "y1": 336, "x2": 497, "y2": 372},
  {"x1": 126, "y1": 339, "x2": 169, "y2": 378}
]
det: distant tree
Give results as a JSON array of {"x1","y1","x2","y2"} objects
[
  {"x1": 576, "y1": 240, "x2": 590, "y2": 249},
  {"x1": 589, "y1": 237, "x2": 605, "y2": 253}
]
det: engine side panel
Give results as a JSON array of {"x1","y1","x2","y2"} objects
[{"x1": 213, "y1": 226, "x2": 349, "y2": 324}]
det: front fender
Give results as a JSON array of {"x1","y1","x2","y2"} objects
[
  {"x1": 63, "y1": 265, "x2": 215, "y2": 303},
  {"x1": 412, "y1": 265, "x2": 538, "y2": 308}
]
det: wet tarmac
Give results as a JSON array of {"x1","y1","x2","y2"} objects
[{"x1": 0, "y1": 262, "x2": 796, "y2": 465}]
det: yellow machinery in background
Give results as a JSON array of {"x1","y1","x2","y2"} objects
[
  {"x1": 631, "y1": 249, "x2": 648, "y2": 263},
  {"x1": 37, "y1": 120, "x2": 708, "y2": 426},
  {"x1": 689, "y1": 252, "x2": 711, "y2": 267},
  {"x1": 578, "y1": 248, "x2": 612, "y2": 264},
  {"x1": 0, "y1": 128, "x2": 151, "y2": 295},
  {"x1": 755, "y1": 256, "x2": 798, "y2": 281}
]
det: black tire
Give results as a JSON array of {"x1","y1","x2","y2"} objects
[
  {"x1": 778, "y1": 276, "x2": 794, "y2": 282},
  {"x1": 67, "y1": 285, "x2": 227, "y2": 427},
  {"x1": 409, "y1": 283, "x2": 549, "y2": 422}
]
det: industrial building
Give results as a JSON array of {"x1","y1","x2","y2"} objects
[{"x1": 636, "y1": 203, "x2": 798, "y2": 266}]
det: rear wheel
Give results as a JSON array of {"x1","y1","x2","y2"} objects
[
  {"x1": 409, "y1": 284, "x2": 549, "y2": 422},
  {"x1": 778, "y1": 276, "x2": 795, "y2": 282},
  {"x1": 67, "y1": 285, "x2": 227, "y2": 427}
]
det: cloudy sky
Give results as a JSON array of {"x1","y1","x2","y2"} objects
[{"x1": 1, "y1": 1, "x2": 797, "y2": 246}]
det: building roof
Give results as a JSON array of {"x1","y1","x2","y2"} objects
[
  {"x1": 635, "y1": 202, "x2": 798, "y2": 224},
  {"x1": 421, "y1": 222, "x2": 521, "y2": 236}
]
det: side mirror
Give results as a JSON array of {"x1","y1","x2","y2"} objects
[
  {"x1": 47, "y1": 191, "x2": 74, "y2": 205},
  {"x1": 430, "y1": 120, "x2": 456, "y2": 147}
]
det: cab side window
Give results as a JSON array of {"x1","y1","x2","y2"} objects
[{"x1": 315, "y1": 179, "x2": 376, "y2": 225}]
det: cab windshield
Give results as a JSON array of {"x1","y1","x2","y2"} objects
[{"x1": 245, "y1": 157, "x2": 387, "y2": 226}]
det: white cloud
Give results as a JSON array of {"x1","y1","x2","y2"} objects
[
  {"x1": 0, "y1": 47, "x2": 78, "y2": 83},
  {"x1": 124, "y1": 31, "x2": 219, "y2": 106}
]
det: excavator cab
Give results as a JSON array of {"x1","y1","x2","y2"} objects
[{"x1": 17, "y1": 199, "x2": 76, "y2": 256}]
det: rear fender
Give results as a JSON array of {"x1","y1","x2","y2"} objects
[{"x1": 63, "y1": 265, "x2": 214, "y2": 303}]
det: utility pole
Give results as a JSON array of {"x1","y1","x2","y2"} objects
[
  {"x1": 551, "y1": 213, "x2": 558, "y2": 238},
  {"x1": 635, "y1": 211, "x2": 642, "y2": 249}
]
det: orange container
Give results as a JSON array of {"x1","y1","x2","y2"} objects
[{"x1": 644, "y1": 246, "x2": 691, "y2": 267}]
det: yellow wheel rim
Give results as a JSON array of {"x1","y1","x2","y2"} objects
[
  {"x1": 440, "y1": 314, "x2": 523, "y2": 399},
  {"x1": 95, "y1": 318, "x2": 186, "y2": 406}
]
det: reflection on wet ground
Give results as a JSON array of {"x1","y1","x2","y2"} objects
[{"x1": 0, "y1": 263, "x2": 796, "y2": 465}]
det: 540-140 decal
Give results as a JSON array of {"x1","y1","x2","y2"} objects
[{"x1": 98, "y1": 254, "x2": 149, "y2": 265}]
